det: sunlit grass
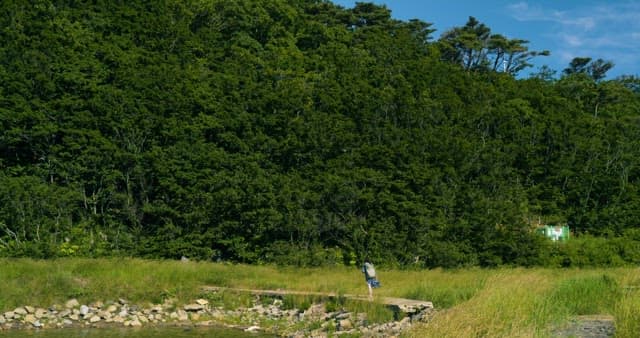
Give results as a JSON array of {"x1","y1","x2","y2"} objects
[{"x1": 1, "y1": 258, "x2": 638, "y2": 338}]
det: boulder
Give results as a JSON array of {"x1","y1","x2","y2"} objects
[
  {"x1": 79, "y1": 305, "x2": 90, "y2": 316},
  {"x1": 244, "y1": 325, "x2": 261, "y2": 332},
  {"x1": 183, "y1": 304, "x2": 204, "y2": 312},
  {"x1": 177, "y1": 310, "x2": 189, "y2": 321},
  {"x1": 66, "y1": 299, "x2": 80, "y2": 309},
  {"x1": 13, "y1": 307, "x2": 27, "y2": 315},
  {"x1": 23, "y1": 314, "x2": 37, "y2": 324},
  {"x1": 34, "y1": 308, "x2": 48, "y2": 319},
  {"x1": 338, "y1": 319, "x2": 353, "y2": 331}
]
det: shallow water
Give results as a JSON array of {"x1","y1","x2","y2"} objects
[{"x1": 0, "y1": 326, "x2": 272, "y2": 337}]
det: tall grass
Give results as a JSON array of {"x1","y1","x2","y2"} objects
[
  {"x1": 407, "y1": 268, "x2": 639, "y2": 338},
  {"x1": 1, "y1": 259, "x2": 638, "y2": 337}
]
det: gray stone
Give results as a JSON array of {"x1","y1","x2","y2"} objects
[
  {"x1": 24, "y1": 314, "x2": 37, "y2": 324},
  {"x1": 13, "y1": 307, "x2": 27, "y2": 315},
  {"x1": 183, "y1": 304, "x2": 204, "y2": 311},
  {"x1": 335, "y1": 312, "x2": 350, "y2": 320},
  {"x1": 63, "y1": 319, "x2": 73, "y2": 326},
  {"x1": 34, "y1": 308, "x2": 48, "y2": 319},
  {"x1": 79, "y1": 305, "x2": 90, "y2": 316},
  {"x1": 339, "y1": 319, "x2": 353, "y2": 331},
  {"x1": 177, "y1": 310, "x2": 189, "y2": 321},
  {"x1": 244, "y1": 325, "x2": 260, "y2": 332},
  {"x1": 66, "y1": 299, "x2": 80, "y2": 309}
]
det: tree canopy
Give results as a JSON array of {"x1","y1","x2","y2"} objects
[{"x1": 1, "y1": 0, "x2": 639, "y2": 268}]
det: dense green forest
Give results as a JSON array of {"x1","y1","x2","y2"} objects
[{"x1": 2, "y1": 0, "x2": 640, "y2": 267}]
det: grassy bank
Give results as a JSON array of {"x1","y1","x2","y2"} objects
[{"x1": 1, "y1": 259, "x2": 638, "y2": 337}]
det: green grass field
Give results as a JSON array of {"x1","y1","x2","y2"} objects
[{"x1": 1, "y1": 259, "x2": 638, "y2": 337}]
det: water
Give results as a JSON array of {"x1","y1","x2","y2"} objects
[{"x1": 0, "y1": 326, "x2": 273, "y2": 337}]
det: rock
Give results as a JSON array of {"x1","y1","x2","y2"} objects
[
  {"x1": 138, "y1": 315, "x2": 149, "y2": 323},
  {"x1": 195, "y1": 299, "x2": 209, "y2": 305},
  {"x1": 13, "y1": 307, "x2": 27, "y2": 315},
  {"x1": 66, "y1": 299, "x2": 80, "y2": 309},
  {"x1": 0, "y1": 315, "x2": 5, "y2": 324},
  {"x1": 335, "y1": 311, "x2": 350, "y2": 320},
  {"x1": 177, "y1": 310, "x2": 189, "y2": 321},
  {"x1": 184, "y1": 304, "x2": 204, "y2": 311},
  {"x1": 58, "y1": 309, "x2": 71, "y2": 318},
  {"x1": 106, "y1": 305, "x2": 118, "y2": 313},
  {"x1": 34, "y1": 308, "x2": 48, "y2": 319},
  {"x1": 23, "y1": 314, "x2": 37, "y2": 324},
  {"x1": 112, "y1": 316, "x2": 125, "y2": 323},
  {"x1": 89, "y1": 315, "x2": 101, "y2": 323},
  {"x1": 69, "y1": 314, "x2": 79, "y2": 321},
  {"x1": 244, "y1": 325, "x2": 261, "y2": 332},
  {"x1": 32, "y1": 320, "x2": 43, "y2": 328},
  {"x1": 338, "y1": 319, "x2": 353, "y2": 331},
  {"x1": 79, "y1": 305, "x2": 90, "y2": 316},
  {"x1": 63, "y1": 319, "x2": 73, "y2": 326},
  {"x1": 24, "y1": 306, "x2": 35, "y2": 314},
  {"x1": 118, "y1": 309, "x2": 128, "y2": 317},
  {"x1": 130, "y1": 319, "x2": 142, "y2": 327},
  {"x1": 118, "y1": 298, "x2": 128, "y2": 305},
  {"x1": 3, "y1": 312, "x2": 13, "y2": 320}
]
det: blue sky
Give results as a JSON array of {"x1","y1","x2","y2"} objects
[{"x1": 331, "y1": 1, "x2": 640, "y2": 79}]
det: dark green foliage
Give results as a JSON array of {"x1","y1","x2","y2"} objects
[{"x1": 1, "y1": 0, "x2": 639, "y2": 268}]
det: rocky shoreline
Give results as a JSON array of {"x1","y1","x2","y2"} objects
[{"x1": 0, "y1": 294, "x2": 434, "y2": 337}]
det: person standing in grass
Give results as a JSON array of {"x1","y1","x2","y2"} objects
[{"x1": 362, "y1": 258, "x2": 380, "y2": 300}]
